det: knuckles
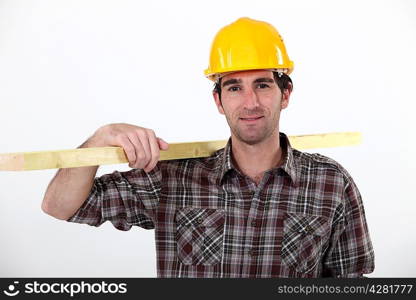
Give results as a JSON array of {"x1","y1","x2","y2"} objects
[{"x1": 96, "y1": 123, "x2": 161, "y2": 170}]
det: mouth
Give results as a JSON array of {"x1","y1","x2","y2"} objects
[{"x1": 239, "y1": 116, "x2": 264, "y2": 122}]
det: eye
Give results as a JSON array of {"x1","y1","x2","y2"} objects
[
  {"x1": 256, "y1": 83, "x2": 270, "y2": 89},
  {"x1": 228, "y1": 86, "x2": 241, "y2": 92}
]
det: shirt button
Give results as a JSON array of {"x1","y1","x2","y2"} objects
[
  {"x1": 248, "y1": 249, "x2": 255, "y2": 257},
  {"x1": 251, "y1": 220, "x2": 260, "y2": 227},
  {"x1": 304, "y1": 225, "x2": 312, "y2": 233},
  {"x1": 196, "y1": 217, "x2": 203, "y2": 224}
]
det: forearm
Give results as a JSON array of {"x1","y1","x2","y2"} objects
[
  {"x1": 41, "y1": 123, "x2": 168, "y2": 220},
  {"x1": 41, "y1": 140, "x2": 98, "y2": 220}
]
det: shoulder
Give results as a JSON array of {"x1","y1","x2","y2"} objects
[
  {"x1": 95, "y1": 148, "x2": 224, "y2": 185},
  {"x1": 292, "y1": 148, "x2": 354, "y2": 184},
  {"x1": 157, "y1": 148, "x2": 225, "y2": 173},
  {"x1": 291, "y1": 149, "x2": 363, "y2": 214}
]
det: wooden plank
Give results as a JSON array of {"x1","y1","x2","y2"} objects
[
  {"x1": 289, "y1": 131, "x2": 362, "y2": 149},
  {"x1": 0, "y1": 132, "x2": 361, "y2": 171}
]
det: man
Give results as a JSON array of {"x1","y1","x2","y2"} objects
[{"x1": 42, "y1": 17, "x2": 375, "y2": 277}]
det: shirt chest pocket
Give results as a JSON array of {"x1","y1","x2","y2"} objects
[
  {"x1": 281, "y1": 213, "x2": 331, "y2": 274},
  {"x1": 175, "y1": 208, "x2": 225, "y2": 266}
]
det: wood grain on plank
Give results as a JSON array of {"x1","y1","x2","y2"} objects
[{"x1": 0, "y1": 132, "x2": 362, "y2": 171}]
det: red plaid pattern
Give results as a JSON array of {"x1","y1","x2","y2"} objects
[
  {"x1": 67, "y1": 132, "x2": 375, "y2": 277},
  {"x1": 175, "y1": 208, "x2": 225, "y2": 265}
]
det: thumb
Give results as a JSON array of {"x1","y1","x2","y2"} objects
[{"x1": 157, "y1": 137, "x2": 169, "y2": 150}]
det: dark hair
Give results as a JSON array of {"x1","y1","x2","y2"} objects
[{"x1": 213, "y1": 72, "x2": 293, "y2": 101}]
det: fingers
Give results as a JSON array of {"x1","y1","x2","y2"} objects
[
  {"x1": 95, "y1": 123, "x2": 167, "y2": 172},
  {"x1": 143, "y1": 130, "x2": 160, "y2": 172},
  {"x1": 126, "y1": 132, "x2": 149, "y2": 169},
  {"x1": 157, "y1": 137, "x2": 169, "y2": 151},
  {"x1": 118, "y1": 135, "x2": 137, "y2": 167},
  {"x1": 127, "y1": 129, "x2": 165, "y2": 172}
]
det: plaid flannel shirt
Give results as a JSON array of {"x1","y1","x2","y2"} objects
[{"x1": 67, "y1": 132, "x2": 375, "y2": 277}]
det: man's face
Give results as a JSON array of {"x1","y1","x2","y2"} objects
[{"x1": 213, "y1": 70, "x2": 290, "y2": 145}]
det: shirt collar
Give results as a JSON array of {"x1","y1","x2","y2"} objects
[{"x1": 216, "y1": 132, "x2": 299, "y2": 186}]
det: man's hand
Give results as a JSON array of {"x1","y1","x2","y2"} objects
[{"x1": 86, "y1": 123, "x2": 169, "y2": 172}]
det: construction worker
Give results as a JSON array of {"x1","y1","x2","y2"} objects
[{"x1": 42, "y1": 17, "x2": 375, "y2": 277}]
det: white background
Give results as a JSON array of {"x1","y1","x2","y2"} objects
[{"x1": 0, "y1": 0, "x2": 415, "y2": 277}]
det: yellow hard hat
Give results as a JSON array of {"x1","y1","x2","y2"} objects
[{"x1": 204, "y1": 17, "x2": 294, "y2": 81}]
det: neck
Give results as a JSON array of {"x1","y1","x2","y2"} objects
[{"x1": 231, "y1": 131, "x2": 284, "y2": 185}]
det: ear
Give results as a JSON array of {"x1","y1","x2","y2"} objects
[
  {"x1": 280, "y1": 82, "x2": 292, "y2": 110},
  {"x1": 213, "y1": 91, "x2": 225, "y2": 115}
]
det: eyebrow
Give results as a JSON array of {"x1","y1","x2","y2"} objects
[
  {"x1": 221, "y1": 77, "x2": 275, "y2": 88},
  {"x1": 253, "y1": 77, "x2": 275, "y2": 84},
  {"x1": 222, "y1": 78, "x2": 241, "y2": 88}
]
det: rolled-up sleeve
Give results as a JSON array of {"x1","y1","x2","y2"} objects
[
  {"x1": 322, "y1": 174, "x2": 375, "y2": 277},
  {"x1": 67, "y1": 166, "x2": 162, "y2": 231}
]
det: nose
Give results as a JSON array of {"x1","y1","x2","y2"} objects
[{"x1": 242, "y1": 87, "x2": 260, "y2": 109}]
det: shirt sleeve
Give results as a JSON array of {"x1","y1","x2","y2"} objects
[
  {"x1": 66, "y1": 165, "x2": 162, "y2": 231},
  {"x1": 322, "y1": 171, "x2": 375, "y2": 277}
]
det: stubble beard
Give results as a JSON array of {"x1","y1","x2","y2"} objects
[{"x1": 225, "y1": 109, "x2": 280, "y2": 146}]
